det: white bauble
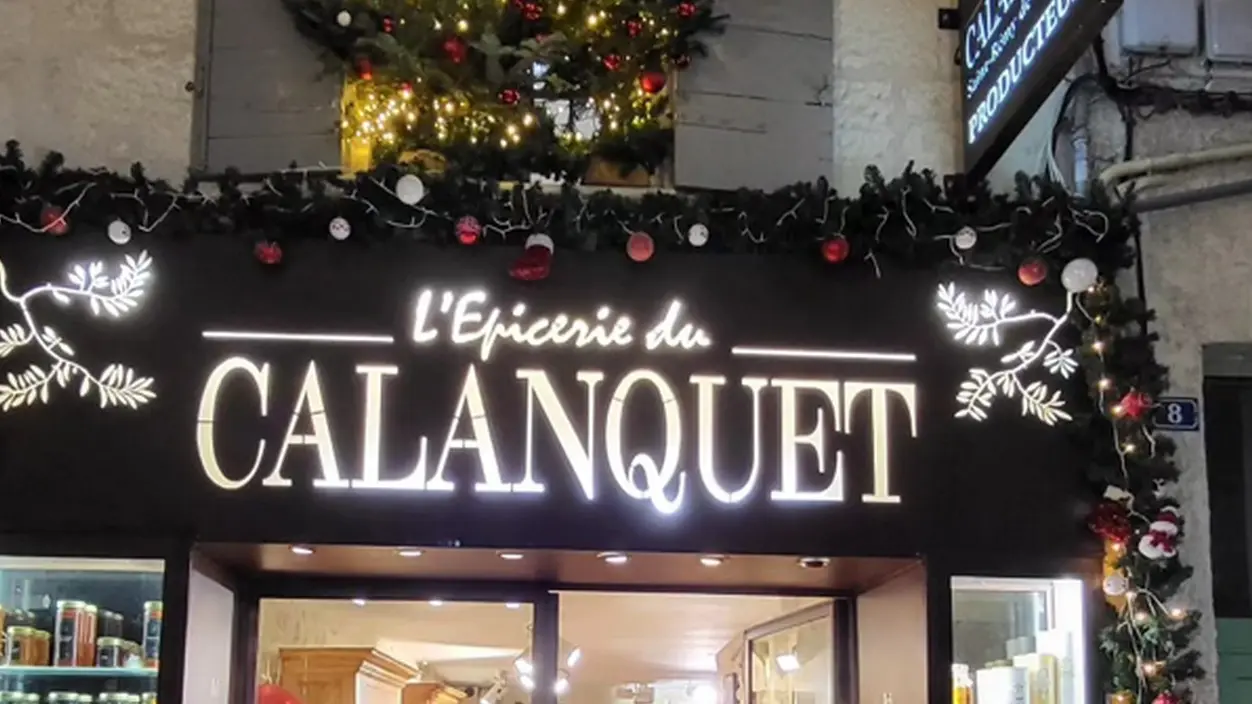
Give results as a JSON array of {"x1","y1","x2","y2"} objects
[
  {"x1": 953, "y1": 226, "x2": 977, "y2": 251},
  {"x1": 1061, "y1": 257, "x2": 1099, "y2": 292},
  {"x1": 1102, "y1": 573, "x2": 1129, "y2": 597},
  {"x1": 329, "y1": 216, "x2": 352, "y2": 241},
  {"x1": 336, "y1": 10, "x2": 353, "y2": 27},
  {"x1": 1149, "y1": 519, "x2": 1179, "y2": 536},
  {"x1": 687, "y1": 223, "x2": 710, "y2": 247},
  {"x1": 396, "y1": 174, "x2": 426, "y2": 205},
  {"x1": 1138, "y1": 536, "x2": 1164, "y2": 560},
  {"x1": 107, "y1": 219, "x2": 132, "y2": 245}
]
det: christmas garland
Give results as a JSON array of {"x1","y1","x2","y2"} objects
[
  {"x1": 283, "y1": 0, "x2": 726, "y2": 178},
  {"x1": 0, "y1": 138, "x2": 1201, "y2": 702}
]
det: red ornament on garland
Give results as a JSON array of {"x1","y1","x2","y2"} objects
[
  {"x1": 354, "y1": 57, "x2": 374, "y2": 81},
  {"x1": 1087, "y1": 500, "x2": 1132, "y2": 545},
  {"x1": 677, "y1": 1, "x2": 698, "y2": 19},
  {"x1": 499, "y1": 88, "x2": 521, "y2": 106},
  {"x1": 1017, "y1": 256, "x2": 1047, "y2": 286},
  {"x1": 510, "y1": 234, "x2": 555, "y2": 282},
  {"x1": 455, "y1": 216, "x2": 482, "y2": 245},
  {"x1": 521, "y1": 1, "x2": 543, "y2": 21},
  {"x1": 626, "y1": 17, "x2": 644, "y2": 37},
  {"x1": 627, "y1": 231, "x2": 655, "y2": 262},
  {"x1": 381, "y1": 15, "x2": 395, "y2": 33},
  {"x1": 1152, "y1": 692, "x2": 1182, "y2": 704},
  {"x1": 639, "y1": 71, "x2": 667, "y2": 94},
  {"x1": 821, "y1": 235, "x2": 850, "y2": 264},
  {"x1": 254, "y1": 241, "x2": 283, "y2": 266},
  {"x1": 442, "y1": 36, "x2": 468, "y2": 64},
  {"x1": 1115, "y1": 389, "x2": 1153, "y2": 420},
  {"x1": 40, "y1": 205, "x2": 69, "y2": 235},
  {"x1": 602, "y1": 54, "x2": 622, "y2": 71}
]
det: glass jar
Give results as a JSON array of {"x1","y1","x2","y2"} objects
[
  {"x1": 4, "y1": 626, "x2": 41, "y2": 666},
  {"x1": 141, "y1": 602, "x2": 162, "y2": 669},
  {"x1": 32, "y1": 630, "x2": 50, "y2": 667},
  {"x1": 53, "y1": 601, "x2": 89, "y2": 667},
  {"x1": 79, "y1": 606, "x2": 97, "y2": 668},
  {"x1": 96, "y1": 638, "x2": 126, "y2": 668},
  {"x1": 140, "y1": 693, "x2": 156, "y2": 704},
  {"x1": 47, "y1": 693, "x2": 83, "y2": 704},
  {"x1": 97, "y1": 611, "x2": 123, "y2": 640}
]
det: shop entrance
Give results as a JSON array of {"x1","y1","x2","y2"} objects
[{"x1": 192, "y1": 545, "x2": 924, "y2": 704}]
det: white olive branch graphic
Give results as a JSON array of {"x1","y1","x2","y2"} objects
[
  {"x1": 0, "y1": 251, "x2": 155, "y2": 411},
  {"x1": 937, "y1": 282, "x2": 1077, "y2": 426}
]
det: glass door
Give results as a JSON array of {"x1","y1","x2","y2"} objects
[{"x1": 745, "y1": 604, "x2": 834, "y2": 704}]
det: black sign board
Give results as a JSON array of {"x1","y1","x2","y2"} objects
[
  {"x1": 0, "y1": 238, "x2": 1092, "y2": 562},
  {"x1": 961, "y1": 0, "x2": 1123, "y2": 179}
]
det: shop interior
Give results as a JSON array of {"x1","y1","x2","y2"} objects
[{"x1": 0, "y1": 550, "x2": 1091, "y2": 704}]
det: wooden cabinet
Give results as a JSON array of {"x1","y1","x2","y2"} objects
[
  {"x1": 278, "y1": 647, "x2": 419, "y2": 704},
  {"x1": 401, "y1": 682, "x2": 468, "y2": 704}
]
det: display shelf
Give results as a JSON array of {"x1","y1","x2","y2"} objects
[{"x1": 0, "y1": 667, "x2": 157, "y2": 678}]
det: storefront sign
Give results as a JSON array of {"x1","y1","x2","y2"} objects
[
  {"x1": 961, "y1": 0, "x2": 1122, "y2": 179},
  {"x1": 194, "y1": 287, "x2": 919, "y2": 515}
]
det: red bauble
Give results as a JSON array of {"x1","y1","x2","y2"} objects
[
  {"x1": 821, "y1": 235, "x2": 850, "y2": 263},
  {"x1": 354, "y1": 57, "x2": 373, "y2": 81},
  {"x1": 639, "y1": 71, "x2": 667, "y2": 94},
  {"x1": 677, "y1": 1, "x2": 698, "y2": 19},
  {"x1": 1017, "y1": 256, "x2": 1047, "y2": 286},
  {"x1": 1152, "y1": 692, "x2": 1182, "y2": 704},
  {"x1": 381, "y1": 15, "x2": 395, "y2": 33},
  {"x1": 258, "y1": 684, "x2": 302, "y2": 704},
  {"x1": 254, "y1": 241, "x2": 283, "y2": 266},
  {"x1": 1087, "y1": 501, "x2": 1132, "y2": 544},
  {"x1": 40, "y1": 205, "x2": 69, "y2": 235},
  {"x1": 399, "y1": 81, "x2": 413, "y2": 95},
  {"x1": 1117, "y1": 389, "x2": 1153, "y2": 420},
  {"x1": 626, "y1": 18, "x2": 644, "y2": 37},
  {"x1": 456, "y1": 216, "x2": 482, "y2": 245},
  {"x1": 442, "y1": 36, "x2": 468, "y2": 63},
  {"x1": 522, "y1": 1, "x2": 543, "y2": 20},
  {"x1": 499, "y1": 88, "x2": 521, "y2": 106},
  {"x1": 602, "y1": 54, "x2": 622, "y2": 71},
  {"x1": 627, "y1": 232, "x2": 655, "y2": 262}
]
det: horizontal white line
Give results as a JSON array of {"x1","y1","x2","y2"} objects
[
  {"x1": 202, "y1": 331, "x2": 395, "y2": 345},
  {"x1": 730, "y1": 346, "x2": 917, "y2": 363}
]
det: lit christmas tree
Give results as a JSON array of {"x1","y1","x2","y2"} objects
[{"x1": 284, "y1": 0, "x2": 725, "y2": 178}]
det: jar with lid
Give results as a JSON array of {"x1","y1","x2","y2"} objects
[
  {"x1": 97, "y1": 611, "x2": 123, "y2": 640},
  {"x1": 4, "y1": 626, "x2": 44, "y2": 666},
  {"x1": 47, "y1": 693, "x2": 83, "y2": 704},
  {"x1": 140, "y1": 693, "x2": 156, "y2": 704},
  {"x1": 141, "y1": 602, "x2": 162, "y2": 669},
  {"x1": 53, "y1": 602, "x2": 90, "y2": 667},
  {"x1": 96, "y1": 638, "x2": 127, "y2": 668},
  {"x1": 31, "y1": 630, "x2": 50, "y2": 667},
  {"x1": 0, "y1": 693, "x2": 24, "y2": 704}
]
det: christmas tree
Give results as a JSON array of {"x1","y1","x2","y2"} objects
[{"x1": 284, "y1": 0, "x2": 725, "y2": 178}]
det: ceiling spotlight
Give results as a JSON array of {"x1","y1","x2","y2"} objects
[
  {"x1": 351, "y1": 598, "x2": 367, "y2": 607},
  {"x1": 700, "y1": 555, "x2": 726, "y2": 567},
  {"x1": 519, "y1": 674, "x2": 535, "y2": 692},
  {"x1": 515, "y1": 655, "x2": 534, "y2": 676},
  {"x1": 554, "y1": 672, "x2": 570, "y2": 696},
  {"x1": 797, "y1": 556, "x2": 830, "y2": 569},
  {"x1": 397, "y1": 548, "x2": 423, "y2": 558},
  {"x1": 597, "y1": 551, "x2": 629, "y2": 565},
  {"x1": 566, "y1": 647, "x2": 582, "y2": 668},
  {"x1": 498, "y1": 551, "x2": 525, "y2": 561},
  {"x1": 429, "y1": 598, "x2": 445, "y2": 607},
  {"x1": 290, "y1": 545, "x2": 314, "y2": 556},
  {"x1": 776, "y1": 653, "x2": 801, "y2": 673},
  {"x1": 505, "y1": 602, "x2": 522, "y2": 609}
]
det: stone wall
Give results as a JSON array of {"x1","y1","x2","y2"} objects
[{"x1": 0, "y1": 0, "x2": 196, "y2": 180}]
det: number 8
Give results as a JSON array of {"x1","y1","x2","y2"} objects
[{"x1": 1166, "y1": 404, "x2": 1184, "y2": 425}]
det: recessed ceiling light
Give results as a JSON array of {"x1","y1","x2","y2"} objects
[
  {"x1": 352, "y1": 598, "x2": 367, "y2": 607},
  {"x1": 397, "y1": 548, "x2": 423, "y2": 558},
  {"x1": 700, "y1": 555, "x2": 726, "y2": 567},
  {"x1": 505, "y1": 602, "x2": 522, "y2": 609},
  {"x1": 597, "y1": 551, "x2": 629, "y2": 565},
  {"x1": 429, "y1": 598, "x2": 445, "y2": 607},
  {"x1": 776, "y1": 653, "x2": 801, "y2": 673},
  {"x1": 290, "y1": 545, "x2": 314, "y2": 556},
  {"x1": 797, "y1": 556, "x2": 830, "y2": 569},
  {"x1": 498, "y1": 551, "x2": 525, "y2": 561}
]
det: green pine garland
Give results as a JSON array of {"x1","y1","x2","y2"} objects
[{"x1": 0, "y1": 137, "x2": 1201, "y2": 703}]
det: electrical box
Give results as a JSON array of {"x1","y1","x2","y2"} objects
[
  {"x1": 1119, "y1": 0, "x2": 1199, "y2": 55},
  {"x1": 1206, "y1": 0, "x2": 1252, "y2": 63}
]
